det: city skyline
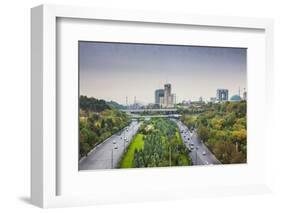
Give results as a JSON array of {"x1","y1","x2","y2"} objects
[{"x1": 79, "y1": 41, "x2": 247, "y2": 105}]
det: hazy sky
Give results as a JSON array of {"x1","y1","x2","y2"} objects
[{"x1": 79, "y1": 41, "x2": 246, "y2": 105}]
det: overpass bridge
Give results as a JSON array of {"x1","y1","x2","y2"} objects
[
  {"x1": 121, "y1": 108, "x2": 178, "y2": 113},
  {"x1": 129, "y1": 114, "x2": 181, "y2": 119},
  {"x1": 121, "y1": 108, "x2": 181, "y2": 118}
]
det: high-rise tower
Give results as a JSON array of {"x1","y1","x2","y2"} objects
[
  {"x1": 155, "y1": 89, "x2": 164, "y2": 105},
  {"x1": 216, "y1": 89, "x2": 229, "y2": 102}
]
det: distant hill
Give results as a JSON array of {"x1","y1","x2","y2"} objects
[
  {"x1": 80, "y1": 96, "x2": 126, "y2": 112},
  {"x1": 107, "y1": 100, "x2": 126, "y2": 110},
  {"x1": 80, "y1": 95, "x2": 111, "y2": 112}
]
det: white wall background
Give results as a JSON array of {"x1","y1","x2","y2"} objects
[{"x1": 0, "y1": 0, "x2": 280, "y2": 212}]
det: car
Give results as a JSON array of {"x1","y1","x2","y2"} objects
[
  {"x1": 202, "y1": 151, "x2": 206, "y2": 155},
  {"x1": 113, "y1": 140, "x2": 116, "y2": 144}
]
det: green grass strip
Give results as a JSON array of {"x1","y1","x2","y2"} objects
[{"x1": 119, "y1": 134, "x2": 144, "y2": 168}]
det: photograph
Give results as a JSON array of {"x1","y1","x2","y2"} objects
[{"x1": 78, "y1": 41, "x2": 247, "y2": 170}]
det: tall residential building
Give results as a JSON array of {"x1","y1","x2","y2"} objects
[
  {"x1": 164, "y1": 83, "x2": 175, "y2": 108},
  {"x1": 216, "y1": 89, "x2": 229, "y2": 102},
  {"x1": 164, "y1": 83, "x2": 171, "y2": 106},
  {"x1": 155, "y1": 83, "x2": 176, "y2": 108},
  {"x1": 155, "y1": 89, "x2": 164, "y2": 105}
]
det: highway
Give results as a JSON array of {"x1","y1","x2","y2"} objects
[
  {"x1": 79, "y1": 120, "x2": 141, "y2": 170},
  {"x1": 172, "y1": 119, "x2": 221, "y2": 166}
]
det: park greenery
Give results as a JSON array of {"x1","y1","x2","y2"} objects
[
  {"x1": 79, "y1": 95, "x2": 247, "y2": 166},
  {"x1": 79, "y1": 96, "x2": 129, "y2": 158},
  {"x1": 181, "y1": 101, "x2": 247, "y2": 164},
  {"x1": 119, "y1": 134, "x2": 144, "y2": 168},
  {"x1": 119, "y1": 118, "x2": 192, "y2": 168}
]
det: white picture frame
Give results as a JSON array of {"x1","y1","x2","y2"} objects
[{"x1": 31, "y1": 4, "x2": 274, "y2": 208}]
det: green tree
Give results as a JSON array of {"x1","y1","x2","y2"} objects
[{"x1": 197, "y1": 124, "x2": 208, "y2": 142}]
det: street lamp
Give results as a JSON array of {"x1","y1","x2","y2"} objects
[
  {"x1": 112, "y1": 144, "x2": 118, "y2": 169},
  {"x1": 123, "y1": 130, "x2": 127, "y2": 153},
  {"x1": 195, "y1": 146, "x2": 199, "y2": 165}
]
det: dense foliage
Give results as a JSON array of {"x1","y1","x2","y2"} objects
[
  {"x1": 107, "y1": 100, "x2": 127, "y2": 110},
  {"x1": 120, "y1": 118, "x2": 191, "y2": 168},
  {"x1": 80, "y1": 95, "x2": 111, "y2": 112},
  {"x1": 79, "y1": 96, "x2": 129, "y2": 158},
  {"x1": 181, "y1": 101, "x2": 247, "y2": 164}
]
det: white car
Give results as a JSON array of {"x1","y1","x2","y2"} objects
[{"x1": 202, "y1": 151, "x2": 206, "y2": 155}]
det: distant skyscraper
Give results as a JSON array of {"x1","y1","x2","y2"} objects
[
  {"x1": 155, "y1": 89, "x2": 164, "y2": 105},
  {"x1": 155, "y1": 83, "x2": 176, "y2": 108},
  {"x1": 164, "y1": 83, "x2": 171, "y2": 106},
  {"x1": 164, "y1": 83, "x2": 175, "y2": 108},
  {"x1": 216, "y1": 89, "x2": 229, "y2": 102}
]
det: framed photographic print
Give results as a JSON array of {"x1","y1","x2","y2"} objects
[
  {"x1": 31, "y1": 4, "x2": 274, "y2": 208},
  {"x1": 78, "y1": 41, "x2": 245, "y2": 170}
]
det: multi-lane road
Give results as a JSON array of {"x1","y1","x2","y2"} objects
[
  {"x1": 172, "y1": 119, "x2": 221, "y2": 166},
  {"x1": 79, "y1": 118, "x2": 220, "y2": 170},
  {"x1": 79, "y1": 120, "x2": 141, "y2": 170}
]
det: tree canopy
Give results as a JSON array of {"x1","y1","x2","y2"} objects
[{"x1": 180, "y1": 101, "x2": 247, "y2": 164}]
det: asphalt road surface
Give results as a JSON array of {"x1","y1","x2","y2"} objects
[
  {"x1": 79, "y1": 120, "x2": 142, "y2": 170},
  {"x1": 172, "y1": 119, "x2": 221, "y2": 166}
]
